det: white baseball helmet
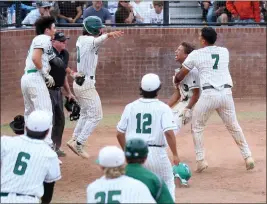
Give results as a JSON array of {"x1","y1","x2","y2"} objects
[
  {"x1": 26, "y1": 110, "x2": 52, "y2": 132},
  {"x1": 141, "y1": 73, "x2": 161, "y2": 92},
  {"x1": 97, "y1": 146, "x2": 125, "y2": 168}
]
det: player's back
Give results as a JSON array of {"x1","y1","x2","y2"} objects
[
  {"x1": 120, "y1": 98, "x2": 176, "y2": 145},
  {"x1": 25, "y1": 34, "x2": 52, "y2": 72},
  {"x1": 86, "y1": 175, "x2": 156, "y2": 203},
  {"x1": 191, "y1": 46, "x2": 233, "y2": 88},
  {"x1": 76, "y1": 36, "x2": 98, "y2": 77},
  {"x1": 1, "y1": 135, "x2": 60, "y2": 198}
]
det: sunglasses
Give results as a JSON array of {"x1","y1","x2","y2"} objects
[{"x1": 43, "y1": 6, "x2": 51, "y2": 10}]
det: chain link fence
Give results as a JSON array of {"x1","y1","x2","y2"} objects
[{"x1": 0, "y1": 1, "x2": 266, "y2": 28}]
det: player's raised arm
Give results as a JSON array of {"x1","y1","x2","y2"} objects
[{"x1": 167, "y1": 89, "x2": 181, "y2": 107}]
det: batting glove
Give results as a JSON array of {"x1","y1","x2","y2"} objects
[
  {"x1": 41, "y1": 70, "x2": 55, "y2": 88},
  {"x1": 182, "y1": 108, "x2": 192, "y2": 125}
]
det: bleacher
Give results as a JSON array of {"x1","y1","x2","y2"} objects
[{"x1": 169, "y1": 1, "x2": 202, "y2": 24}]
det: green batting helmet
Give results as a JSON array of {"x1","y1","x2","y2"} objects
[
  {"x1": 83, "y1": 16, "x2": 105, "y2": 36},
  {"x1": 125, "y1": 138, "x2": 148, "y2": 159},
  {"x1": 173, "y1": 162, "x2": 192, "y2": 186}
]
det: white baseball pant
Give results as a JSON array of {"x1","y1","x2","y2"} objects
[
  {"x1": 143, "y1": 146, "x2": 175, "y2": 202},
  {"x1": 191, "y1": 88, "x2": 252, "y2": 161},
  {"x1": 72, "y1": 77, "x2": 103, "y2": 144},
  {"x1": 172, "y1": 100, "x2": 189, "y2": 135},
  {"x1": 21, "y1": 72, "x2": 53, "y2": 145}
]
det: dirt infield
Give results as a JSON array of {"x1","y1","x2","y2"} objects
[{"x1": 1, "y1": 98, "x2": 266, "y2": 203}]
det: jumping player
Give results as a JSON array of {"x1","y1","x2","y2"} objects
[{"x1": 67, "y1": 16, "x2": 124, "y2": 159}]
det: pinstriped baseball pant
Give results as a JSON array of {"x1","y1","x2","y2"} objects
[
  {"x1": 21, "y1": 72, "x2": 53, "y2": 145},
  {"x1": 192, "y1": 88, "x2": 252, "y2": 161},
  {"x1": 72, "y1": 78, "x2": 103, "y2": 144}
]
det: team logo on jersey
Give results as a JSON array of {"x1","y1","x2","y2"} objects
[{"x1": 46, "y1": 47, "x2": 54, "y2": 55}]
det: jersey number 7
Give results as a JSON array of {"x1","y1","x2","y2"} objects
[{"x1": 211, "y1": 54, "x2": 219, "y2": 70}]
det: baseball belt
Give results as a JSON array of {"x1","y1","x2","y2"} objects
[
  {"x1": 148, "y1": 144, "x2": 165, "y2": 147},
  {"x1": 202, "y1": 84, "x2": 232, "y2": 90},
  {"x1": 25, "y1": 69, "x2": 38, "y2": 74},
  {"x1": 0, "y1": 192, "x2": 36, "y2": 198}
]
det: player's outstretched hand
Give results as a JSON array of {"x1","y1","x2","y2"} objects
[
  {"x1": 70, "y1": 71, "x2": 84, "y2": 80},
  {"x1": 107, "y1": 31, "x2": 124, "y2": 39}
]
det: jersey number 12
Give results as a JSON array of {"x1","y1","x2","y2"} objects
[
  {"x1": 211, "y1": 54, "x2": 219, "y2": 70},
  {"x1": 13, "y1": 152, "x2": 31, "y2": 176},
  {"x1": 136, "y1": 113, "x2": 152, "y2": 134}
]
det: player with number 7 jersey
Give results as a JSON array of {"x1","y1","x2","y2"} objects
[
  {"x1": 116, "y1": 73, "x2": 180, "y2": 201},
  {"x1": 174, "y1": 27, "x2": 254, "y2": 173}
]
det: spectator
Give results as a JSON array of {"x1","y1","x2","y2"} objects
[
  {"x1": 57, "y1": 1, "x2": 83, "y2": 24},
  {"x1": 83, "y1": 1, "x2": 112, "y2": 24},
  {"x1": 200, "y1": 1, "x2": 215, "y2": 23},
  {"x1": 117, "y1": 1, "x2": 137, "y2": 23},
  {"x1": 131, "y1": 0, "x2": 153, "y2": 23},
  {"x1": 213, "y1": 1, "x2": 232, "y2": 24},
  {"x1": 22, "y1": 1, "x2": 52, "y2": 25},
  {"x1": 226, "y1": 1, "x2": 261, "y2": 23},
  {"x1": 115, "y1": 7, "x2": 135, "y2": 24},
  {"x1": 148, "y1": 1, "x2": 164, "y2": 24}
]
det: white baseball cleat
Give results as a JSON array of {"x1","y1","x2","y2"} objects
[
  {"x1": 245, "y1": 156, "x2": 255, "y2": 170},
  {"x1": 196, "y1": 159, "x2": 208, "y2": 173}
]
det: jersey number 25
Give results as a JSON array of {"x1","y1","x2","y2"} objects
[{"x1": 95, "y1": 190, "x2": 121, "y2": 203}]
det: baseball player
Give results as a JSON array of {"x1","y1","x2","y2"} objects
[
  {"x1": 116, "y1": 73, "x2": 180, "y2": 201},
  {"x1": 21, "y1": 16, "x2": 57, "y2": 147},
  {"x1": 86, "y1": 146, "x2": 156, "y2": 203},
  {"x1": 67, "y1": 16, "x2": 124, "y2": 159},
  {"x1": 1, "y1": 110, "x2": 61, "y2": 203},
  {"x1": 168, "y1": 42, "x2": 200, "y2": 134},
  {"x1": 125, "y1": 138, "x2": 174, "y2": 203},
  {"x1": 174, "y1": 27, "x2": 255, "y2": 172}
]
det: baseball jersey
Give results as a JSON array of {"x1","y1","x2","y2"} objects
[
  {"x1": 175, "y1": 67, "x2": 200, "y2": 101},
  {"x1": 76, "y1": 34, "x2": 108, "y2": 77},
  {"x1": 1, "y1": 135, "x2": 61, "y2": 198},
  {"x1": 25, "y1": 34, "x2": 55, "y2": 73},
  {"x1": 126, "y1": 163, "x2": 174, "y2": 204},
  {"x1": 182, "y1": 46, "x2": 233, "y2": 90},
  {"x1": 117, "y1": 98, "x2": 177, "y2": 146},
  {"x1": 86, "y1": 175, "x2": 156, "y2": 203}
]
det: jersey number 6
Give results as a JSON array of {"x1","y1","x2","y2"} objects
[
  {"x1": 136, "y1": 113, "x2": 152, "y2": 134},
  {"x1": 13, "y1": 152, "x2": 31, "y2": 176}
]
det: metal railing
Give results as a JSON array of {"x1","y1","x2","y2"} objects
[{"x1": 0, "y1": 1, "x2": 266, "y2": 29}]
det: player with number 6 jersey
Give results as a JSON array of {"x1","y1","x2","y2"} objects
[
  {"x1": 174, "y1": 27, "x2": 254, "y2": 173},
  {"x1": 1, "y1": 111, "x2": 61, "y2": 203},
  {"x1": 116, "y1": 73, "x2": 180, "y2": 201},
  {"x1": 86, "y1": 146, "x2": 156, "y2": 203}
]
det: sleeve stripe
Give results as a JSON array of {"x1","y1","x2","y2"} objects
[
  {"x1": 44, "y1": 175, "x2": 62, "y2": 183},
  {"x1": 163, "y1": 126, "x2": 177, "y2": 132},
  {"x1": 182, "y1": 63, "x2": 193, "y2": 70},
  {"x1": 117, "y1": 126, "x2": 126, "y2": 133}
]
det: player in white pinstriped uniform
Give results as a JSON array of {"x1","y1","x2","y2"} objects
[
  {"x1": 168, "y1": 42, "x2": 200, "y2": 134},
  {"x1": 117, "y1": 73, "x2": 180, "y2": 201},
  {"x1": 1, "y1": 111, "x2": 61, "y2": 203},
  {"x1": 87, "y1": 146, "x2": 156, "y2": 203},
  {"x1": 174, "y1": 27, "x2": 255, "y2": 173},
  {"x1": 67, "y1": 16, "x2": 123, "y2": 159},
  {"x1": 21, "y1": 16, "x2": 56, "y2": 146}
]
